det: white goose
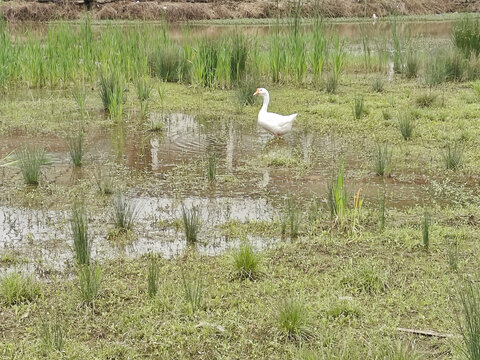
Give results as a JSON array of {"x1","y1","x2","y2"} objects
[{"x1": 253, "y1": 88, "x2": 297, "y2": 138}]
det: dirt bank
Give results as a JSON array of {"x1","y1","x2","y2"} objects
[{"x1": 0, "y1": 0, "x2": 479, "y2": 22}]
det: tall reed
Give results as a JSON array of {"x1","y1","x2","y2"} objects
[
  {"x1": 193, "y1": 41, "x2": 218, "y2": 88},
  {"x1": 71, "y1": 203, "x2": 91, "y2": 266},
  {"x1": 99, "y1": 69, "x2": 124, "y2": 120},
  {"x1": 311, "y1": 16, "x2": 327, "y2": 86}
]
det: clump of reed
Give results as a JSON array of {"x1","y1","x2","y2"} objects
[
  {"x1": 182, "y1": 204, "x2": 200, "y2": 243},
  {"x1": 99, "y1": 69, "x2": 124, "y2": 120},
  {"x1": 374, "y1": 143, "x2": 391, "y2": 176},
  {"x1": 149, "y1": 44, "x2": 183, "y2": 82},
  {"x1": 277, "y1": 297, "x2": 312, "y2": 341},
  {"x1": 325, "y1": 37, "x2": 344, "y2": 93},
  {"x1": 453, "y1": 16, "x2": 480, "y2": 58},
  {"x1": 67, "y1": 130, "x2": 85, "y2": 167},
  {"x1": 442, "y1": 141, "x2": 464, "y2": 171},
  {"x1": 398, "y1": 112, "x2": 414, "y2": 140},
  {"x1": 415, "y1": 93, "x2": 437, "y2": 108},
  {"x1": 327, "y1": 165, "x2": 349, "y2": 223},
  {"x1": 235, "y1": 77, "x2": 257, "y2": 106},
  {"x1": 0, "y1": 272, "x2": 41, "y2": 305},
  {"x1": 16, "y1": 147, "x2": 49, "y2": 185},
  {"x1": 135, "y1": 76, "x2": 152, "y2": 119},
  {"x1": 72, "y1": 85, "x2": 87, "y2": 120},
  {"x1": 457, "y1": 280, "x2": 480, "y2": 359},
  {"x1": 39, "y1": 317, "x2": 64, "y2": 352},
  {"x1": 270, "y1": 34, "x2": 286, "y2": 84},
  {"x1": 182, "y1": 273, "x2": 203, "y2": 313},
  {"x1": 193, "y1": 41, "x2": 218, "y2": 88},
  {"x1": 230, "y1": 32, "x2": 248, "y2": 85},
  {"x1": 280, "y1": 197, "x2": 301, "y2": 239},
  {"x1": 232, "y1": 241, "x2": 261, "y2": 280},
  {"x1": 78, "y1": 263, "x2": 101, "y2": 304},
  {"x1": 207, "y1": 153, "x2": 217, "y2": 182},
  {"x1": 112, "y1": 193, "x2": 139, "y2": 231},
  {"x1": 311, "y1": 16, "x2": 327, "y2": 86},
  {"x1": 372, "y1": 76, "x2": 385, "y2": 92},
  {"x1": 71, "y1": 203, "x2": 91, "y2": 266},
  {"x1": 404, "y1": 50, "x2": 419, "y2": 78},
  {"x1": 353, "y1": 95, "x2": 365, "y2": 119},
  {"x1": 147, "y1": 254, "x2": 159, "y2": 298}
]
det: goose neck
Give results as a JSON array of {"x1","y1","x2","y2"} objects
[{"x1": 260, "y1": 93, "x2": 270, "y2": 112}]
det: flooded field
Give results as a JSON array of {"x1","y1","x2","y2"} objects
[{"x1": 1, "y1": 14, "x2": 480, "y2": 359}]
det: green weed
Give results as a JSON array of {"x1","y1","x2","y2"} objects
[
  {"x1": 442, "y1": 141, "x2": 464, "y2": 171},
  {"x1": 0, "y1": 272, "x2": 41, "y2": 305},
  {"x1": 353, "y1": 94, "x2": 365, "y2": 119},
  {"x1": 372, "y1": 76, "x2": 385, "y2": 92},
  {"x1": 207, "y1": 153, "x2": 217, "y2": 182},
  {"x1": 182, "y1": 273, "x2": 203, "y2": 313},
  {"x1": 112, "y1": 193, "x2": 139, "y2": 231},
  {"x1": 277, "y1": 297, "x2": 312, "y2": 341},
  {"x1": 147, "y1": 255, "x2": 159, "y2": 298},
  {"x1": 78, "y1": 263, "x2": 101, "y2": 305},
  {"x1": 422, "y1": 208, "x2": 430, "y2": 251},
  {"x1": 67, "y1": 130, "x2": 85, "y2": 167},
  {"x1": 458, "y1": 280, "x2": 480, "y2": 360},
  {"x1": 99, "y1": 69, "x2": 124, "y2": 120},
  {"x1": 232, "y1": 241, "x2": 261, "y2": 280},
  {"x1": 71, "y1": 203, "x2": 91, "y2": 266},
  {"x1": 374, "y1": 143, "x2": 391, "y2": 176},
  {"x1": 398, "y1": 112, "x2": 414, "y2": 140},
  {"x1": 16, "y1": 147, "x2": 49, "y2": 185},
  {"x1": 39, "y1": 317, "x2": 65, "y2": 353},
  {"x1": 182, "y1": 204, "x2": 200, "y2": 243}
]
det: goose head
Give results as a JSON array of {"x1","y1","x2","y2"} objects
[{"x1": 253, "y1": 88, "x2": 268, "y2": 97}]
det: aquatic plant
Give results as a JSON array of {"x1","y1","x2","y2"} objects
[
  {"x1": 405, "y1": 50, "x2": 419, "y2": 78},
  {"x1": 281, "y1": 197, "x2": 301, "y2": 238},
  {"x1": 112, "y1": 193, "x2": 139, "y2": 231},
  {"x1": 326, "y1": 36, "x2": 345, "y2": 94},
  {"x1": 72, "y1": 85, "x2": 87, "y2": 120},
  {"x1": 374, "y1": 143, "x2": 391, "y2": 176},
  {"x1": 149, "y1": 44, "x2": 183, "y2": 82},
  {"x1": 182, "y1": 204, "x2": 200, "y2": 243},
  {"x1": 235, "y1": 77, "x2": 257, "y2": 106},
  {"x1": 232, "y1": 241, "x2": 261, "y2": 280},
  {"x1": 391, "y1": 21, "x2": 404, "y2": 74},
  {"x1": 372, "y1": 76, "x2": 385, "y2": 92},
  {"x1": 442, "y1": 141, "x2": 464, "y2": 171},
  {"x1": 193, "y1": 40, "x2": 218, "y2": 88},
  {"x1": 270, "y1": 34, "x2": 286, "y2": 84},
  {"x1": 99, "y1": 69, "x2": 124, "y2": 120},
  {"x1": 182, "y1": 273, "x2": 203, "y2": 313},
  {"x1": 311, "y1": 16, "x2": 327, "y2": 86},
  {"x1": 207, "y1": 153, "x2": 217, "y2": 182},
  {"x1": 135, "y1": 76, "x2": 152, "y2": 119},
  {"x1": 277, "y1": 297, "x2": 311, "y2": 341},
  {"x1": 415, "y1": 93, "x2": 437, "y2": 108},
  {"x1": 147, "y1": 255, "x2": 159, "y2": 298},
  {"x1": 39, "y1": 318, "x2": 64, "y2": 352},
  {"x1": 453, "y1": 16, "x2": 480, "y2": 58},
  {"x1": 353, "y1": 95, "x2": 365, "y2": 119},
  {"x1": 71, "y1": 203, "x2": 91, "y2": 266},
  {"x1": 16, "y1": 147, "x2": 49, "y2": 185},
  {"x1": 230, "y1": 32, "x2": 248, "y2": 84},
  {"x1": 458, "y1": 280, "x2": 480, "y2": 360},
  {"x1": 0, "y1": 272, "x2": 41, "y2": 305},
  {"x1": 422, "y1": 208, "x2": 430, "y2": 251},
  {"x1": 78, "y1": 263, "x2": 101, "y2": 305},
  {"x1": 424, "y1": 52, "x2": 447, "y2": 87},
  {"x1": 327, "y1": 165, "x2": 349, "y2": 223},
  {"x1": 398, "y1": 112, "x2": 414, "y2": 140},
  {"x1": 67, "y1": 130, "x2": 85, "y2": 167}
]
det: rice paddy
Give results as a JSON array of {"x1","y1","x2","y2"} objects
[{"x1": 1, "y1": 13, "x2": 480, "y2": 359}]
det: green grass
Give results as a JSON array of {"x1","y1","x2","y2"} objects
[
  {"x1": 78, "y1": 263, "x2": 101, "y2": 305},
  {"x1": 99, "y1": 69, "x2": 124, "y2": 120},
  {"x1": 16, "y1": 147, "x2": 49, "y2": 185},
  {"x1": 231, "y1": 241, "x2": 261, "y2": 280},
  {"x1": 147, "y1": 254, "x2": 159, "y2": 299},
  {"x1": 277, "y1": 297, "x2": 312, "y2": 341},
  {"x1": 67, "y1": 130, "x2": 85, "y2": 167},
  {"x1": 374, "y1": 143, "x2": 391, "y2": 176},
  {"x1": 353, "y1": 94, "x2": 365, "y2": 119},
  {"x1": 39, "y1": 318, "x2": 65, "y2": 353},
  {"x1": 182, "y1": 204, "x2": 200, "y2": 243},
  {"x1": 111, "y1": 193, "x2": 139, "y2": 231},
  {"x1": 442, "y1": 142, "x2": 464, "y2": 171},
  {"x1": 372, "y1": 76, "x2": 385, "y2": 92},
  {"x1": 281, "y1": 197, "x2": 301, "y2": 238},
  {"x1": 182, "y1": 273, "x2": 203, "y2": 314},
  {"x1": 0, "y1": 272, "x2": 41, "y2": 305},
  {"x1": 458, "y1": 280, "x2": 480, "y2": 360},
  {"x1": 207, "y1": 153, "x2": 217, "y2": 182},
  {"x1": 71, "y1": 203, "x2": 91, "y2": 265},
  {"x1": 398, "y1": 112, "x2": 414, "y2": 140},
  {"x1": 423, "y1": 208, "x2": 430, "y2": 251}
]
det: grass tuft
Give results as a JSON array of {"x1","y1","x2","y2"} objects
[
  {"x1": 277, "y1": 297, "x2": 312, "y2": 341},
  {"x1": 0, "y1": 272, "x2": 41, "y2": 305},
  {"x1": 232, "y1": 241, "x2": 261, "y2": 280},
  {"x1": 207, "y1": 153, "x2": 217, "y2": 182},
  {"x1": 147, "y1": 254, "x2": 159, "y2": 299},
  {"x1": 353, "y1": 94, "x2": 365, "y2": 119},
  {"x1": 372, "y1": 76, "x2": 385, "y2": 92},
  {"x1": 39, "y1": 317, "x2": 65, "y2": 353},
  {"x1": 398, "y1": 112, "x2": 414, "y2": 140},
  {"x1": 182, "y1": 204, "x2": 200, "y2": 243},
  {"x1": 458, "y1": 280, "x2": 480, "y2": 360},
  {"x1": 99, "y1": 69, "x2": 124, "y2": 120},
  {"x1": 112, "y1": 193, "x2": 139, "y2": 231},
  {"x1": 67, "y1": 130, "x2": 85, "y2": 167},
  {"x1": 182, "y1": 273, "x2": 203, "y2": 313},
  {"x1": 71, "y1": 203, "x2": 91, "y2": 265},
  {"x1": 16, "y1": 147, "x2": 49, "y2": 185},
  {"x1": 374, "y1": 143, "x2": 391, "y2": 176},
  {"x1": 442, "y1": 141, "x2": 464, "y2": 171},
  {"x1": 78, "y1": 263, "x2": 101, "y2": 305}
]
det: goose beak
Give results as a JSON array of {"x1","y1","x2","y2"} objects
[{"x1": 253, "y1": 89, "x2": 259, "y2": 96}]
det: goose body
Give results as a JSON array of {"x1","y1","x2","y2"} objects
[{"x1": 253, "y1": 88, "x2": 297, "y2": 137}]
